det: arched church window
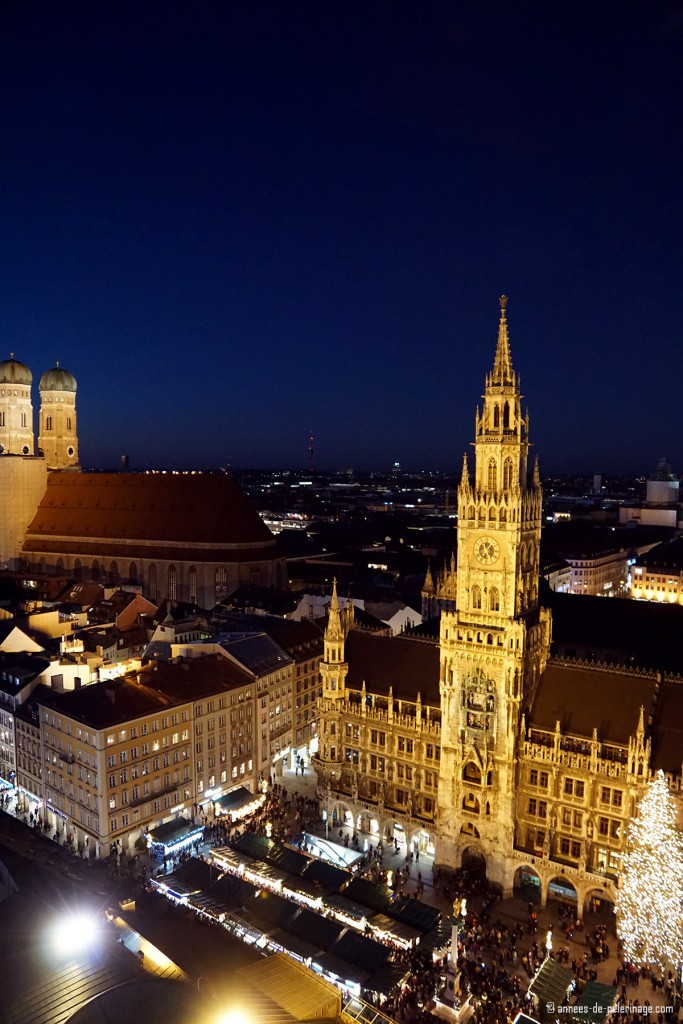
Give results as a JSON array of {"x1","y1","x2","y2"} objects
[
  {"x1": 148, "y1": 564, "x2": 158, "y2": 602},
  {"x1": 468, "y1": 505, "x2": 475, "y2": 520},
  {"x1": 493, "y1": 405, "x2": 500, "y2": 428},
  {"x1": 39, "y1": 557, "x2": 47, "y2": 574},
  {"x1": 487, "y1": 459, "x2": 496, "y2": 491},
  {"x1": 188, "y1": 566, "x2": 198, "y2": 604},
  {"x1": 489, "y1": 506, "x2": 496, "y2": 521},
  {"x1": 56, "y1": 558, "x2": 64, "y2": 572},
  {"x1": 168, "y1": 565, "x2": 178, "y2": 601},
  {"x1": 471, "y1": 585, "x2": 482, "y2": 610},
  {"x1": 128, "y1": 562, "x2": 138, "y2": 583},
  {"x1": 215, "y1": 566, "x2": 228, "y2": 603},
  {"x1": 499, "y1": 507, "x2": 507, "y2": 522},
  {"x1": 503, "y1": 401, "x2": 510, "y2": 429},
  {"x1": 92, "y1": 559, "x2": 100, "y2": 581},
  {"x1": 478, "y1": 506, "x2": 486, "y2": 522},
  {"x1": 489, "y1": 587, "x2": 500, "y2": 612},
  {"x1": 503, "y1": 458, "x2": 513, "y2": 490},
  {"x1": 110, "y1": 561, "x2": 119, "y2": 584}
]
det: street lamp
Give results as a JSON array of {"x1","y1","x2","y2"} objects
[{"x1": 546, "y1": 928, "x2": 553, "y2": 956}]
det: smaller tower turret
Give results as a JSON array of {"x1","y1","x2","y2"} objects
[{"x1": 38, "y1": 363, "x2": 79, "y2": 470}]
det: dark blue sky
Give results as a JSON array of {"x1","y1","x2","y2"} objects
[{"x1": 2, "y1": 2, "x2": 681, "y2": 473}]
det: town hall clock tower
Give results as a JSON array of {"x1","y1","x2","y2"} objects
[{"x1": 436, "y1": 296, "x2": 551, "y2": 889}]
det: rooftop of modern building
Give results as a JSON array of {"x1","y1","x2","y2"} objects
[
  {"x1": 634, "y1": 535, "x2": 683, "y2": 570},
  {"x1": 221, "y1": 632, "x2": 294, "y2": 677},
  {"x1": 37, "y1": 654, "x2": 254, "y2": 729}
]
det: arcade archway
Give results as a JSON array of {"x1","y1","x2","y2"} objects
[
  {"x1": 513, "y1": 864, "x2": 542, "y2": 903},
  {"x1": 461, "y1": 846, "x2": 487, "y2": 878},
  {"x1": 547, "y1": 875, "x2": 577, "y2": 906}
]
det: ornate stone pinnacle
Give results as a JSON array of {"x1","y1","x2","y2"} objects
[{"x1": 499, "y1": 295, "x2": 508, "y2": 312}]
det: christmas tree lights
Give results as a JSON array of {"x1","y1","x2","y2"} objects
[{"x1": 616, "y1": 770, "x2": 683, "y2": 974}]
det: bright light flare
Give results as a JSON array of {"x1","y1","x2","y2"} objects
[
  {"x1": 215, "y1": 1009, "x2": 250, "y2": 1024},
  {"x1": 49, "y1": 911, "x2": 101, "y2": 957}
]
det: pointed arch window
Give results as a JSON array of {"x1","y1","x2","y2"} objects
[
  {"x1": 499, "y1": 507, "x2": 507, "y2": 522},
  {"x1": 503, "y1": 401, "x2": 510, "y2": 429},
  {"x1": 74, "y1": 558, "x2": 82, "y2": 583},
  {"x1": 188, "y1": 566, "x2": 198, "y2": 604},
  {"x1": 168, "y1": 565, "x2": 178, "y2": 601},
  {"x1": 489, "y1": 506, "x2": 496, "y2": 521},
  {"x1": 503, "y1": 458, "x2": 513, "y2": 490},
  {"x1": 215, "y1": 566, "x2": 228, "y2": 603},
  {"x1": 493, "y1": 405, "x2": 500, "y2": 428},
  {"x1": 148, "y1": 564, "x2": 158, "y2": 602},
  {"x1": 487, "y1": 459, "x2": 496, "y2": 491},
  {"x1": 110, "y1": 561, "x2": 119, "y2": 584},
  {"x1": 129, "y1": 561, "x2": 138, "y2": 583},
  {"x1": 468, "y1": 505, "x2": 475, "y2": 520},
  {"x1": 92, "y1": 559, "x2": 100, "y2": 581},
  {"x1": 489, "y1": 587, "x2": 500, "y2": 612},
  {"x1": 471, "y1": 585, "x2": 482, "y2": 610}
]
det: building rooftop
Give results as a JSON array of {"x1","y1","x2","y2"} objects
[
  {"x1": 345, "y1": 631, "x2": 440, "y2": 707},
  {"x1": 222, "y1": 633, "x2": 294, "y2": 677},
  {"x1": 38, "y1": 655, "x2": 254, "y2": 729},
  {"x1": 23, "y1": 471, "x2": 277, "y2": 560},
  {"x1": 547, "y1": 589, "x2": 683, "y2": 673},
  {"x1": 530, "y1": 661, "x2": 657, "y2": 745}
]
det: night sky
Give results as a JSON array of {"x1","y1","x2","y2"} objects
[{"x1": 2, "y1": 2, "x2": 681, "y2": 474}]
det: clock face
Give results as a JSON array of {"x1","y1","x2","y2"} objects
[{"x1": 474, "y1": 536, "x2": 500, "y2": 565}]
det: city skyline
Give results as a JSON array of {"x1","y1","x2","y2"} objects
[{"x1": 2, "y1": 3, "x2": 682, "y2": 473}]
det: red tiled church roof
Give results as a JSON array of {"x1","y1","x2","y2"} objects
[{"x1": 23, "y1": 472, "x2": 277, "y2": 559}]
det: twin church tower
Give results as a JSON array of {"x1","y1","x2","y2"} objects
[{"x1": 0, "y1": 354, "x2": 79, "y2": 468}]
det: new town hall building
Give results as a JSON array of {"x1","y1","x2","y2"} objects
[{"x1": 314, "y1": 298, "x2": 683, "y2": 916}]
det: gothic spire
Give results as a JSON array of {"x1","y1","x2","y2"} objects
[
  {"x1": 491, "y1": 295, "x2": 515, "y2": 386},
  {"x1": 326, "y1": 577, "x2": 344, "y2": 640},
  {"x1": 460, "y1": 452, "x2": 470, "y2": 489},
  {"x1": 423, "y1": 560, "x2": 435, "y2": 595}
]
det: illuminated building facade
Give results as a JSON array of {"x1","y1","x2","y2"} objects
[
  {"x1": 314, "y1": 298, "x2": 683, "y2": 916},
  {"x1": 35, "y1": 656, "x2": 257, "y2": 857},
  {"x1": 630, "y1": 536, "x2": 683, "y2": 604}
]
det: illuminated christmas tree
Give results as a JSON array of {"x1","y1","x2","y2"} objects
[{"x1": 616, "y1": 770, "x2": 683, "y2": 973}]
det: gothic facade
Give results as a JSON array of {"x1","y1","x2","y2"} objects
[{"x1": 313, "y1": 298, "x2": 683, "y2": 915}]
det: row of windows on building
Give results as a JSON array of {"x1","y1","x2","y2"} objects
[
  {"x1": 528, "y1": 770, "x2": 624, "y2": 807},
  {"x1": 42, "y1": 416, "x2": 73, "y2": 431}
]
